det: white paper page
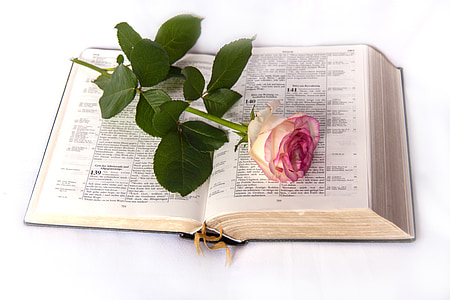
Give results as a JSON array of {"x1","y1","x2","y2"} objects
[
  {"x1": 204, "y1": 45, "x2": 370, "y2": 218},
  {"x1": 26, "y1": 49, "x2": 211, "y2": 224}
]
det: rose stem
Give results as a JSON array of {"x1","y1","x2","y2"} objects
[
  {"x1": 71, "y1": 58, "x2": 111, "y2": 78},
  {"x1": 184, "y1": 106, "x2": 248, "y2": 134}
]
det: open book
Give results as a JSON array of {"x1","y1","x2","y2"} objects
[{"x1": 25, "y1": 45, "x2": 414, "y2": 242}]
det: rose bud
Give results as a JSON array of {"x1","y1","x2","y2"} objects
[{"x1": 247, "y1": 100, "x2": 320, "y2": 182}]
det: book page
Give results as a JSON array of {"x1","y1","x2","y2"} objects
[
  {"x1": 26, "y1": 49, "x2": 214, "y2": 225},
  {"x1": 204, "y1": 45, "x2": 370, "y2": 218}
]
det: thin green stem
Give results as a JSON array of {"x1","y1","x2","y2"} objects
[
  {"x1": 71, "y1": 58, "x2": 112, "y2": 78},
  {"x1": 185, "y1": 107, "x2": 248, "y2": 134}
]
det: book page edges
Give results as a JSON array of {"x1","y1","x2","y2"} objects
[
  {"x1": 25, "y1": 208, "x2": 413, "y2": 242},
  {"x1": 25, "y1": 213, "x2": 202, "y2": 235},
  {"x1": 206, "y1": 208, "x2": 414, "y2": 242},
  {"x1": 367, "y1": 46, "x2": 415, "y2": 238}
]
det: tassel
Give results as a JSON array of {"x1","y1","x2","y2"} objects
[{"x1": 194, "y1": 222, "x2": 231, "y2": 266}]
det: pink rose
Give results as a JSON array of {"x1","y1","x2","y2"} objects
[{"x1": 247, "y1": 100, "x2": 320, "y2": 182}]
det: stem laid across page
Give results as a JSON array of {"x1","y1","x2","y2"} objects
[
  {"x1": 185, "y1": 107, "x2": 248, "y2": 134},
  {"x1": 71, "y1": 58, "x2": 112, "y2": 78}
]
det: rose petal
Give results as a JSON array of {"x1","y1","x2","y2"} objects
[
  {"x1": 295, "y1": 115, "x2": 320, "y2": 146},
  {"x1": 247, "y1": 100, "x2": 281, "y2": 147},
  {"x1": 248, "y1": 130, "x2": 278, "y2": 181},
  {"x1": 281, "y1": 154, "x2": 300, "y2": 181},
  {"x1": 248, "y1": 101, "x2": 320, "y2": 183},
  {"x1": 265, "y1": 119, "x2": 294, "y2": 157}
]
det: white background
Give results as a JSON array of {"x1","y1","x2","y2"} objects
[{"x1": 1, "y1": 0, "x2": 449, "y2": 299}]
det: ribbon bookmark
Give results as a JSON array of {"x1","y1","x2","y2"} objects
[{"x1": 194, "y1": 222, "x2": 231, "y2": 266}]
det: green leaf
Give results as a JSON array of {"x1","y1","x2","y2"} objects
[
  {"x1": 155, "y1": 14, "x2": 203, "y2": 64},
  {"x1": 130, "y1": 39, "x2": 170, "y2": 87},
  {"x1": 154, "y1": 130, "x2": 212, "y2": 196},
  {"x1": 135, "y1": 89, "x2": 171, "y2": 137},
  {"x1": 152, "y1": 101, "x2": 189, "y2": 137},
  {"x1": 203, "y1": 88, "x2": 242, "y2": 117},
  {"x1": 181, "y1": 121, "x2": 228, "y2": 152},
  {"x1": 116, "y1": 54, "x2": 124, "y2": 65},
  {"x1": 181, "y1": 66, "x2": 205, "y2": 100},
  {"x1": 165, "y1": 66, "x2": 184, "y2": 80},
  {"x1": 98, "y1": 64, "x2": 138, "y2": 119},
  {"x1": 141, "y1": 89, "x2": 172, "y2": 110},
  {"x1": 135, "y1": 97, "x2": 159, "y2": 137},
  {"x1": 93, "y1": 74, "x2": 110, "y2": 90},
  {"x1": 207, "y1": 38, "x2": 253, "y2": 92},
  {"x1": 115, "y1": 22, "x2": 142, "y2": 60}
]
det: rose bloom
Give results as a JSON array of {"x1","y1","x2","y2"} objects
[{"x1": 247, "y1": 100, "x2": 320, "y2": 182}]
